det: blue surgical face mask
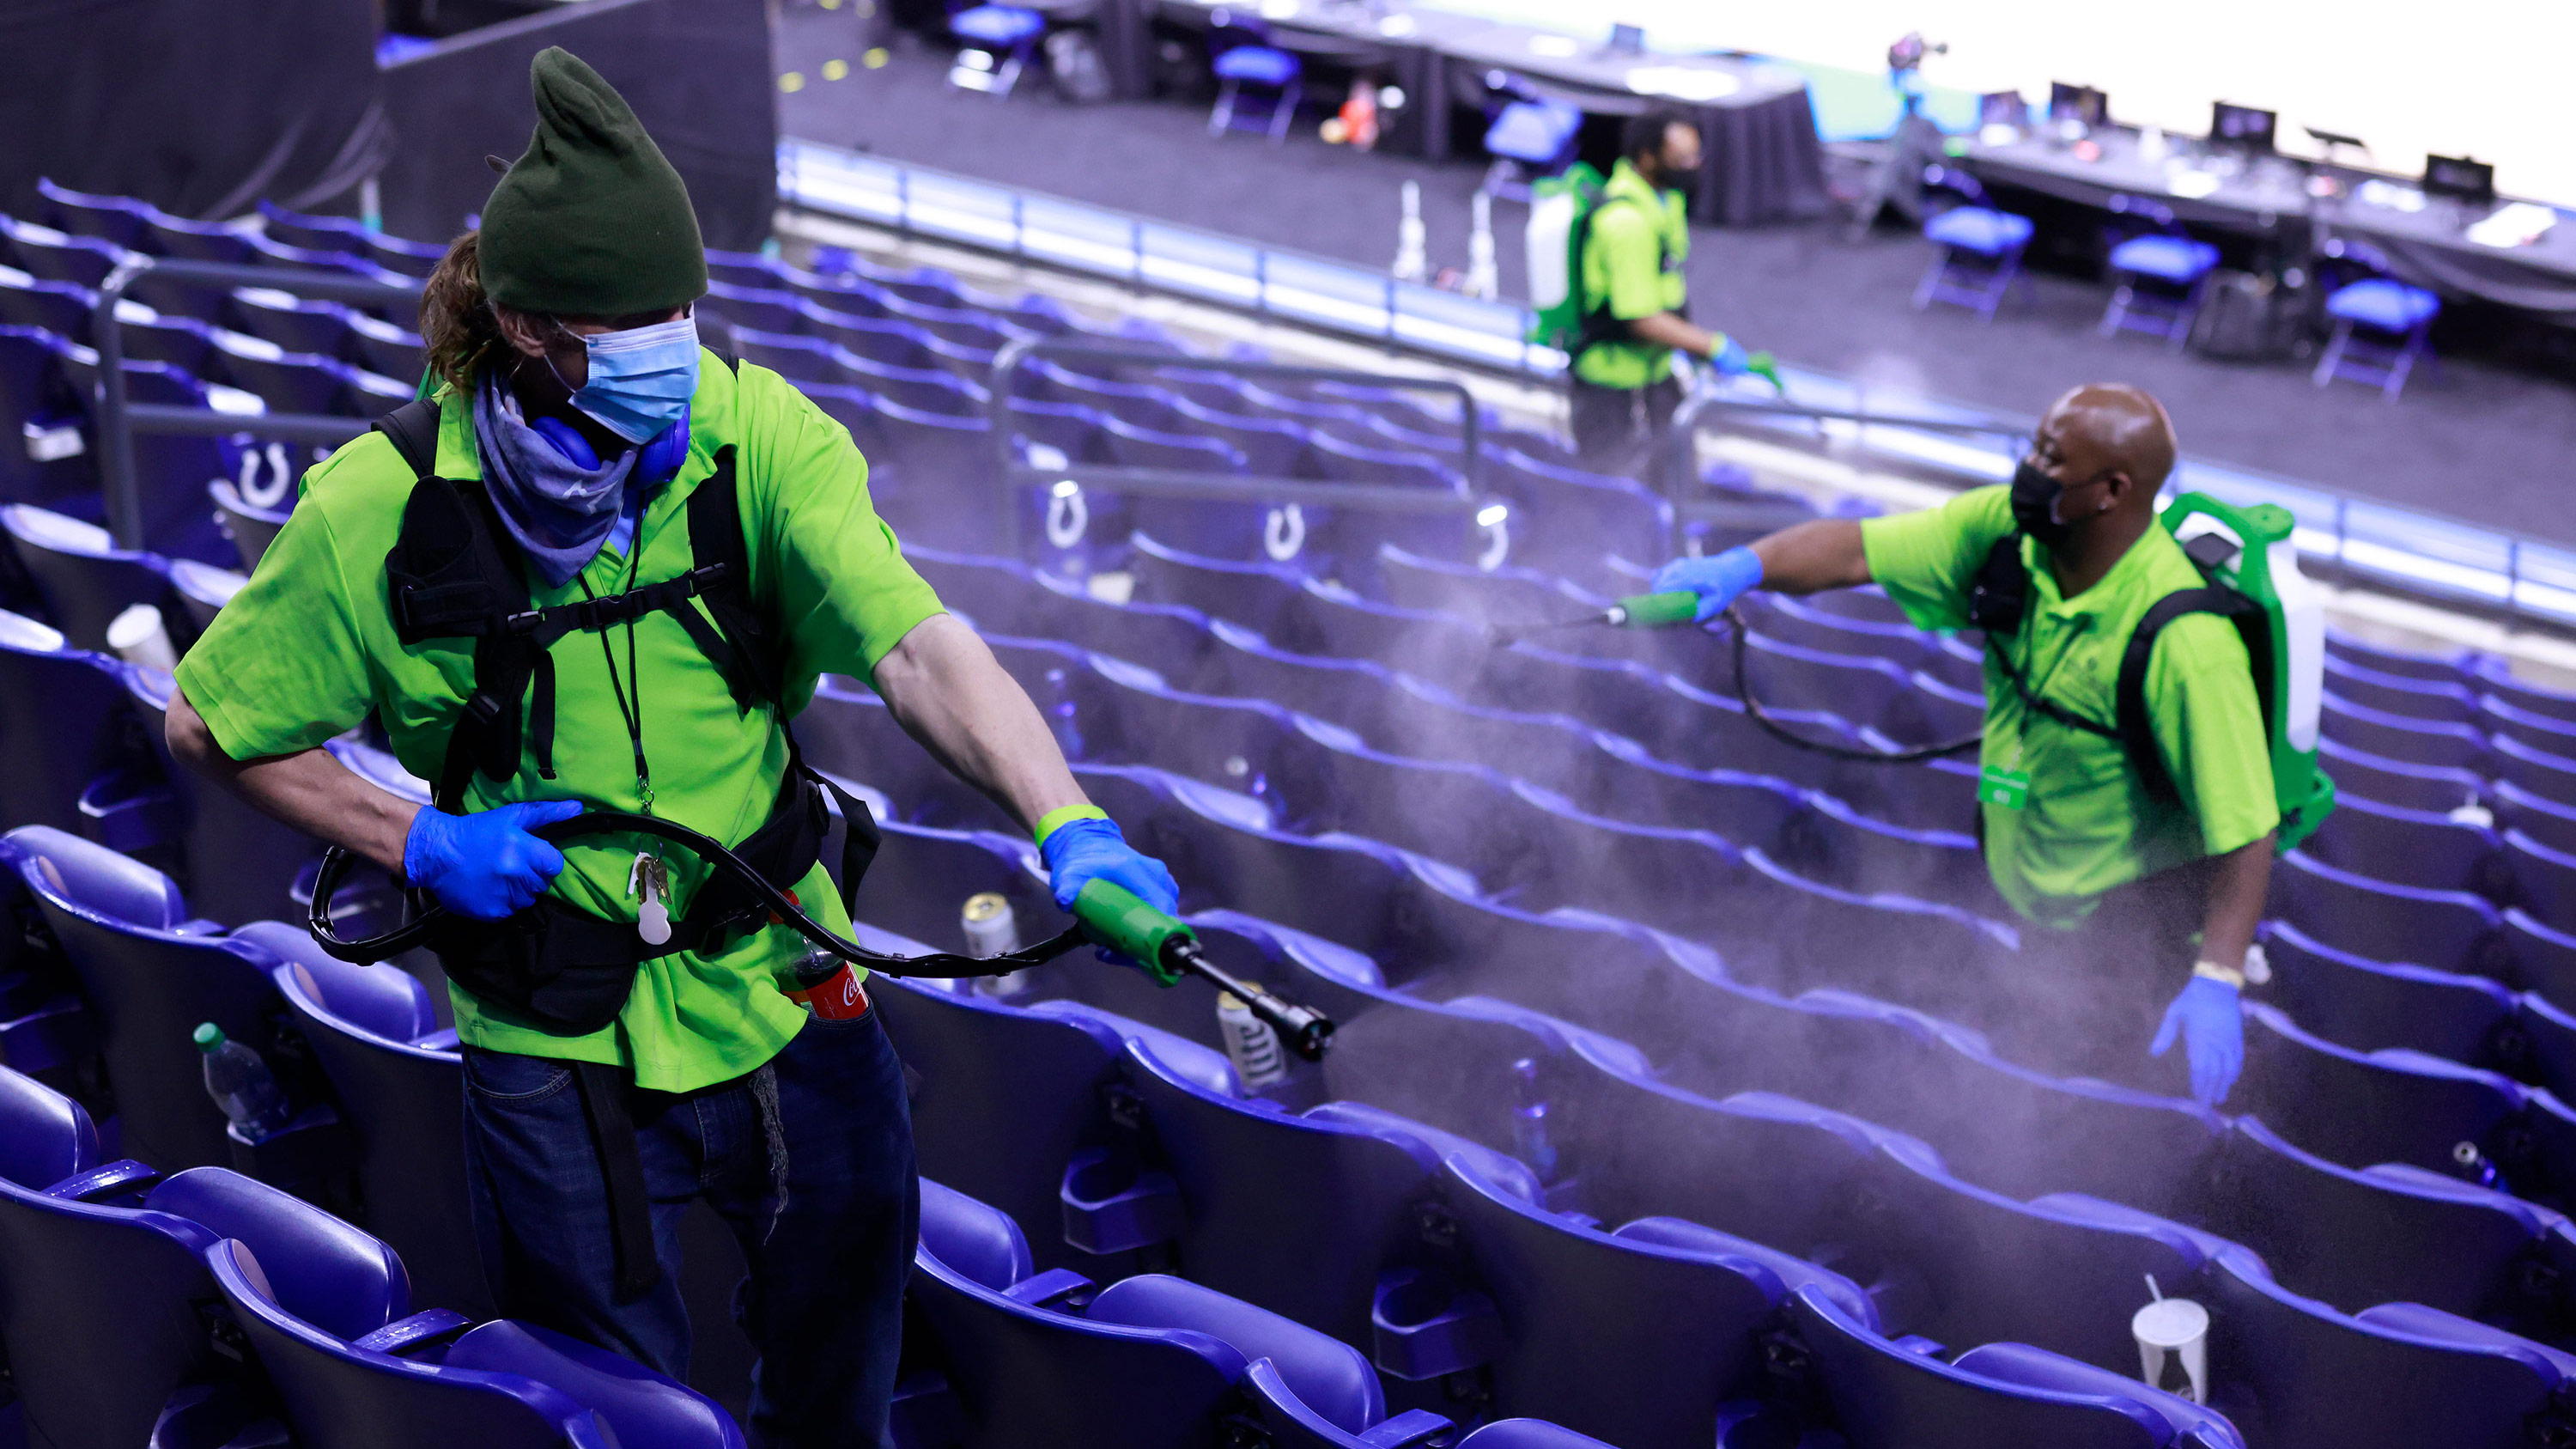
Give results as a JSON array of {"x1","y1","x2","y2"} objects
[{"x1": 567, "y1": 314, "x2": 701, "y2": 443}]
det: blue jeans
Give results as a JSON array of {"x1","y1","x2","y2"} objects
[{"x1": 462, "y1": 1008, "x2": 917, "y2": 1449}]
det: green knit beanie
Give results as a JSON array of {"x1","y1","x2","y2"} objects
[{"x1": 479, "y1": 47, "x2": 708, "y2": 318}]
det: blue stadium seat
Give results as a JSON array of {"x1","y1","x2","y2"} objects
[
  {"x1": 0, "y1": 607, "x2": 148, "y2": 834},
  {"x1": 251, "y1": 922, "x2": 489, "y2": 1316},
  {"x1": 35, "y1": 179, "x2": 154, "y2": 248},
  {"x1": 1783, "y1": 1282, "x2": 2242, "y2": 1449},
  {"x1": 1075, "y1": 759, "x2": 1486, "y2": 972},
  {"x1": 118, "y1": 664, "x2": 317, "y2": 923},
  {"x1": 1206, "y1": 616, "x2": 1398, "y2": 736},
  {"x1": 2325, "y1": 626, "x2": 2476, "y2": 684},
  {"x1": 2494, "y1": 732, "x2": 2576, "y2": 810},
  {"x1": 2510, "y1": 908, "x2": 2576, "y2": 1006},
  {"x1": 3, "y1": 825, "x2": 289, "y2": 1169},
  {"x1": 231, "y1": 283, "x2": 361, "y2": 358},
  {"x1": 0, "y1": 1065, "x2": 287, "y2": 1449},
  {"x1": 872, "y1": 971, "x2": 1134, "y2": 1271},
  {"x1": 2485, "y1": 691, "x2": 2576, "y2": 761},
  {"x1": 2257, "y1": 920, "x2": 2513, "y2": 1061},
  {"x1": 2238, "y1": 1002, "x2": 2528, "y2": 1179},
  {"x1": 1127, "y1": 531, "x2": 1313, "y2": 640},
  {"x1": 2323, "y1": 651, "x2": 2476, "y2": 721},
  {"x1": 0, "y1": 267, "x2": 98, "y2": 344},
  {"x1": 2202, "y1": 1243, "x2": 2576, "y2": 1449},
  {"x1": 1483, "y1": 447, "x2": 1677, "y2": 577},
  {"x1": 2319, "y1": 690, "x2": 2490, "y2": 773},
  {"x1": 2272, "y1": 849, "x2": 2506, "y2": 976},
  {"x1": 2508, "y1": 827, "x2": 2576, "y2": 933},
  {"x1": 2301, "y1": 788, "x2": 2505, "y2": 897},
  {"x1": 2478, "y1": 660, "x2": 2576, "y2": 725},
  {"x1": 1, "y1": 502, "x2": 188, "y2": 654},
  {"x1": 1431, "y1": 1153, "x2": 1868, "y2": 1445},
  {"x1": 1, "y1": 216, "x2": 129, "y2": 289},
  {"x1": 2313, "y1": 734, "x2": 2483, "y2": 815},
  {"x1": 210, "y1": 1209, "x2": 743, "y2": 1449},
  {"x1": 2497, "y1": 779, "x2": 2576, "y2": 857},
  {"x1": 2194, "y1": 1115, "x2": 2576, "y2": 1339},
  {"x1": 702, "y1": 279, "x2": 805, "y2": 338},
  {"x1": 907, "y1": 1178, "x2": 1391, "y2": 1447},
  {"x1": 1109, "y1": 1030, "x2": 1531, "y2": 1363}
]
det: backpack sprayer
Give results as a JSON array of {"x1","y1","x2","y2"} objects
[
  {"x1": 1487, "y1": 492, "x2": 2335, "y2": 849},
  {"x1": 306, "y1": 813, "x2": 1335, "y2": 1062}
]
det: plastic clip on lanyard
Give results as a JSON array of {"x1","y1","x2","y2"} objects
[{"x1": 578, "y1": 561, "x2": 671, "y2": 944}]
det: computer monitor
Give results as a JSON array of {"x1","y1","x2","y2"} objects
[
  {"x1": 2210, "y1": 101, "x2": 2276, "y2": 153},
  {"x1": 2048, "y1": 82, "x2": 2107, "y2": 128},
  {"x1": 2423, "y1": 154, "x2": 2495, "y2": 202},
  {"x1": 1606, "y1": 23, "x2": 1644, "y2": 55},
  {"x1": 1978, "y1": 90, "x2": 2029, "y2": 129}
]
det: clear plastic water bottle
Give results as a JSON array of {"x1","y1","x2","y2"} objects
[
  {"x1": 194, "y1": 1023, "x2": 289, "y2": 1142},
  {"x1": 1509, "y1": 1056, "x2": 1557, "y2": 1181}
]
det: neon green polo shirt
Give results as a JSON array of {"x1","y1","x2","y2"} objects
[
  {"x1": 175, "y1": 353, "x2": 945, "y2": 1091},
  {"x1": 1575, "y1": 159, "x2": 1692, "y2": 391},
  {"x1": 1860, "y1": 485, "x2": 2278, "y2": 926}
]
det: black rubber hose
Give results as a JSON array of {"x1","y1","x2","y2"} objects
[{"x1": 305, "y1": 810, "x2": 1084, "y2": 977}]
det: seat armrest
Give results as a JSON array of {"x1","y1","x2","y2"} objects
[
  {"x1": 354, "y1": 1308, "x2": 476, "y2": 1357},
  {"x1": 1002, "y1": 1268, "x2": 1098, "y2": 1310},
  {"x1": 1358, "y1": 1409, "x2": 1455, "y2": 1447},
  {"x1": 46, "y1": 1158, "x2": 161, "y2": 1202}
]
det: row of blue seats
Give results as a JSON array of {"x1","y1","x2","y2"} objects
[
  {"x1": 1085, "y1": 533, "x2": 2576, "y2": 1002},
  {"x1": 13, "y1": 492, "x2": 2576, "y2": 1101},
  {"x1": 0, "y1": 809, "x2": 2530, "y2": 1449},
  {"x1": 860, "y1": 880, "x2": 2576, "y2": 1448},
  {"x1": 823, "y1": 740, "x2": 2576, "y2": 1343},
  {"x1": 30, "y1": 180, "x2": 447, "y2": 277},
  {"x1": 15, "y1": 626, "x2": 2576, "y2": 1445},
  {"x1": 0, "y1": 310, "x2": 413, "y2": 420}
]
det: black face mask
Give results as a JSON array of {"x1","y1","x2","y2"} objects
[{"x1": 2010, "y1": 459, "x2": 2072, "y2": 546}]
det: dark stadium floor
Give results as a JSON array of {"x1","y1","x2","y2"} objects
[{"x1": 774, "y1": 13, "x2": 2576, "y2": 545}]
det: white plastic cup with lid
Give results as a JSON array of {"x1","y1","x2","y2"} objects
[{"x1": 2133, "y1": 1294, "x2": 2210, "y2": 1403}]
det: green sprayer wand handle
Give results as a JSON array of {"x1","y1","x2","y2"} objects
[
  {"x1": 1608, "y1": 591, "x2": 1703, "y2": 628},
  {"x1": 1072, "y1": 880, "x2": 1335, "y2": 1061}
]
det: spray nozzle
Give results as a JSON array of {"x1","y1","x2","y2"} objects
[{"x1": 1072, "y1": 880, "x2": 1335, "y2": 1061}]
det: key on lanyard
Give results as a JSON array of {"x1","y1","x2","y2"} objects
[{"x1": 629, "y1": 852, "x2": 672, "y2": 946}]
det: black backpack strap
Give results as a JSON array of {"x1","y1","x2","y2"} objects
[
  {"x1": 372, "y1": 398, "x2": 442, "y2": 481},
  {"x1": 1969, "y1": 532, "x2": 2125, "y2": 746},
  {"x1": 1572, "y1": 189, "x2": 1668, "y2": 362},
  {"x1": 683, "y1": 447, "x2": 788, "y2": 713},
  {"x1": 2116, "y1": 588, "x2": 2270, "y2": 803}
]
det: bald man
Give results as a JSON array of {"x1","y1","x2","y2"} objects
[{"x1": 1649, "y1": 385, "x2": 2278, "y2": 1105}]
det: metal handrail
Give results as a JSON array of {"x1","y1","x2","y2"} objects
[
  {"x1": 1656, "y1": 383, "x2": 2033, "y2": 528},
  {"x1": 94, "y1": 256, "x2": 422, "y2": 548},
  {"x1": 987, "y1": 337, "x2": 1494, "y2": 557}
]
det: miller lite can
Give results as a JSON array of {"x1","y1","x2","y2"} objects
[{"x1": 963, "y1": 892, "x2": 1029, "y2": 998}]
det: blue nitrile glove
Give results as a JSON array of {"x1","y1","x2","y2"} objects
[
  {"x1": 1709, "y1": 336, "x2": 1752, "y2": 376},
  {"x1": 1040, "y1": 813, "x2": 1182, "y2": 965},
  {"x1": 1649, "y1": 545, "x2": 1765, "y2": 624},
  {"x1": 403, "y1": 800, "x2": 584, "y2": 921},
  {"x1": 2151, "y1": 974, "x2": 2245, "y2": 1107}
]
